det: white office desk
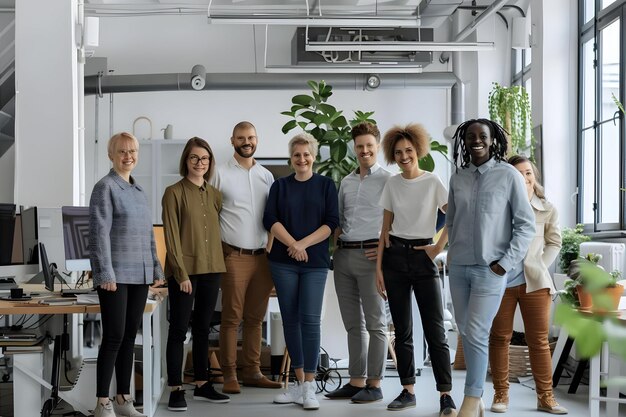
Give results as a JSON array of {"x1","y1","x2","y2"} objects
[{"x1": 1, "y1": 288, "x2": 166, "y2": 417}]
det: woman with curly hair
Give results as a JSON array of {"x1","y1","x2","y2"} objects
[
  {"x1": 375, "y1": 123, "x2": 456, "y2": 417},
  {"x1": 446, "y1": 119, "x2": 535, "y2": 417}
]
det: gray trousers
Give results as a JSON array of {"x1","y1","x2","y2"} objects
[{"x1": 333, "y1": 247, "x2": 388, "y2": 380}]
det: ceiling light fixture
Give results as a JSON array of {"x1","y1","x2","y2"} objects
[
  {"x1": 264, "y1": 65, "x2": 423, "y2": 74},
  {"x1": 305, "y1": 41, "x2": 495, "y2": 52},
  {"x1": 207, "y1": 16, "x2": 421, "y2": 28},
  {"x1": 366, "y1": 74, "x2": 381, "y2": 89}
]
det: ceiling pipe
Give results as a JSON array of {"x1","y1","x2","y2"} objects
[
  {"x1": 83, "y1": 72, "x2": 458, "y2": 95},
  {"x1": 440, "y1": 0, "x2": 510, "y2": 64}
]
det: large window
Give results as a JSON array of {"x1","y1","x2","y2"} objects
[{"x1": 578, "y1": 1, "x2": 625, "y2": 231}]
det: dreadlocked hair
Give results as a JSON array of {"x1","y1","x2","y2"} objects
[{"x1": 451, "y1": 118, "x2": 508, "y2": 170}]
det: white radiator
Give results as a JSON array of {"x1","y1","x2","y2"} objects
[{"x1": 579, "y1": 242, "x2": 625, "y2": 275}]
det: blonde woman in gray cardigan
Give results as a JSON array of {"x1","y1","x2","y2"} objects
[
  {"x1": 488, "y1": 155, "x2": 566, "y2": 415},
  {"x1": 89, "y1": 132, "x2": 164, "y2": 417}
]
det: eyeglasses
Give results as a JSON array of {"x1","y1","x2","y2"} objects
[{"x1": 189, "y1": 154, "x2": 210, "y2": 165}]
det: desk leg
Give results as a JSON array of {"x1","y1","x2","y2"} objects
[
  {"x1": 142, "y1": 310, "x2": 153, "y2": 417},
  {"x1": 589, "y1": 352, "x2": 600, "y2": 417}
]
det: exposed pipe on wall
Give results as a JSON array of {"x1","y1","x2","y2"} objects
[{"x1": 84, "y1": 72, "x2": 458, "y2": 95}]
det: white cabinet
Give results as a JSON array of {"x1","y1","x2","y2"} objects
[{"x1": 134, "y1": 139, "x2": 187, "y2": 224}]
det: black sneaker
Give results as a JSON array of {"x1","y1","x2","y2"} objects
[
  {"x1": 193, "y1": 383, "x2": 231, "y2": 403},
  {"x1": 351, "y1": 385, "x2": 383, "y2": 403},
  {"x1": 324, "y1": 383, "x2": 363, "y2": 399},
  {"x1": 439, "y1": 393, "x2": 457, "y2": 416},
  {"x1": 387, "y1": 389, "x2": 416, "y2": 411},
  {"x1": 167, "y1": 388, "x2": 187, "y2": 411}
]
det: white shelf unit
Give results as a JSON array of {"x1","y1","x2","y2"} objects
[{"x1": 135, "y1": 139, "x2": 187, "y2": 224}]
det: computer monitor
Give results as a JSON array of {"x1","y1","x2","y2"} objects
[
  {"x1": 20, "y1": 206, "x2": 38, "y2": 265},
  {"x1": 61, "y1": 206, "x2": 91, "y2": 272},
  {"x1": 256, "y1": 158, "x2": 291, "y2": 180},
  {"x1": 39, "y1": 242, "x2": 64, "y2": 292},
  {"x1": 0, "y1": 203, "x2": 16, "y2": 266}
]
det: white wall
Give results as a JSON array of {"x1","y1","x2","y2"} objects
[{"x1": 84, "y1": 87, "x2": 451, "y2": 202}]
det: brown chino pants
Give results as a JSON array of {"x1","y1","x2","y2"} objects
[
  {"x1": 489, "y1": 284, "x2": 554, "y2": 395},
  {"x1": 219, "y1": 249, "x2": 274, "y2": 379}
]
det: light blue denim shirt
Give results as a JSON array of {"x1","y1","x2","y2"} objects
[
  {"x1": 89, "y1": 169, "x2": 164, "y2": 286},
  {"x1": 446, "y1": 158, "x2": 535, "y2": 272}
]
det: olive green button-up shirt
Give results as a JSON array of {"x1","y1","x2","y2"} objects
[{"x1": 162, "y1": 177, "x2": 226, "y2": 284}]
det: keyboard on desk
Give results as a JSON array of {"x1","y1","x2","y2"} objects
[{"x1": 61, "y1": 288, "x2": 95, "y2": 297}]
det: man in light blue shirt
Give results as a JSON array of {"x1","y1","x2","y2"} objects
[
  {"x1": 326, "y1": 122, "x2": 391, "y2": 403},
  {"x1": 446, "y1": 119, "x2": 535, "y2": 415}
]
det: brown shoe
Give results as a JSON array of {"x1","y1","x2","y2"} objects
[
  {"x1": 537, "y1": 392, "x2": 568, "y2": 414},
  {"x1": 222, "y1": 379, "x2": 241, "y2": 394},
  {"x1": 490, "y1": 390, "x2": 509, "y2": 413},
  {"x1": 242, "y1": 376, "x2": 282, "y2": 389}
]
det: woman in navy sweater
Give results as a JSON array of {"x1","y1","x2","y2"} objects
[{"x1": 263, "y1": 132, "x2": 339, "y2": 410}]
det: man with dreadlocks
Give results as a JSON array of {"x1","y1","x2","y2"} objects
[{"x1": 445, "y1": 119, "x2": 535, "y2": 417}]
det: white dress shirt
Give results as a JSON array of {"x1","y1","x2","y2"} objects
[
  {"x1": 211, "y1": 157, "x2": 274, "y2": 249},
  {"x1": 338, "y1": 163, "x2": 391, "y2": 241}
]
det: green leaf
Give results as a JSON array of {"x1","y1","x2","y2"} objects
[
  {"x1": 281, "y1": 120, "x2": 297, "y2": 134},
  {"x1": 323, "y1": 130, "x2": 340, "y2": 141},
  {"x1": 291, "y1": 105, "x2": 305, "y2": 113},
  {"x1": 297, "y1": 121, "x2": 308, "y2": 130},
  {"x1": 292, "y1": 95, "x2": 313, "y2": 106},
  {"x1": 318, "y1": 103, "x2": 337, "y2": 116},
  {"x1": 314, "y1": 114, "x2": 332, "y2": 126},
  {"x1": 280, "y1": 111, "x2": 295, "y2": 117},
  {"x1": 332, "y1": 115, "x2": 349, "y2": 129},
  {"x1": 573, "y1": 319, "x2": 605, "y2": 358},
  {"x1": 418, "y1": 154, "x2": 435, "y2": 172},
  {"x1": 300, "y1": 111, "x2": 319, "y2": 122},
  {"x1": 330, "y1": 141, "x2": 348, "y2": 163},
  {"x1": 307, "y1": 80, "x2": 318, "y2": 91}
]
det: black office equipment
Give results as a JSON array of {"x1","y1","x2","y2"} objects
[
  {"x1": 38, "y1": 242, "x2": 66, "y2": 292},
  {"x1": 0, "y1": 204, "x2": 16, "y2": 266},
  {"x1": 20, "y1": 206, "x2": 38, "y2": 265}
]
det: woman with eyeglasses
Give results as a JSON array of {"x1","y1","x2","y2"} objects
[
  {"x1": 162, "y1": 137, "x2": 230, "y2": 411},
  {"x1": 90, "y1": 132, "x2": 164, "y2": 417}
]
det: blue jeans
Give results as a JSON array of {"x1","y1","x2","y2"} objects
[
  {"x1": 448, "y1": 264, "x2": 507, "y2": 397},
  {"x1": 269, "y1": 261, "x2": 328, "y2": 374}
]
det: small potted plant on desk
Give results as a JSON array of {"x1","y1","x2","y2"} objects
[{"x1": 561, "y1": 254, "x2": 624, "y2": 313}]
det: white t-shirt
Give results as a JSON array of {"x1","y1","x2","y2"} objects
[
  {"x1": 378, "y1": 171, "x2": 448, "y2": 240},
  {"x1": 211, "y1": 157, "x2": 274, "y2": 249}
]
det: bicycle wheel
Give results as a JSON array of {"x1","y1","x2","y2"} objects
[{"x1": 320, "y1": 369, "x2": 342, "y2": 393}]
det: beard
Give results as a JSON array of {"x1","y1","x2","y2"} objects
[{"x1": 235, "y1": 144, "x2": 255, "y2": 158}]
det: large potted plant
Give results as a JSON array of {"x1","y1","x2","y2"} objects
[
  {"x1": 488, "y1": 82, "x2": 535, "y2": 159},
  {"x1": 281, "y1": 80, "x2": 448, "y2": 185}
]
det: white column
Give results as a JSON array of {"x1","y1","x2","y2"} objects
[
  {"x1": 14, "y1": 0, "x2": 80, "y2": 207},
  {"x1": 530, "y1": 0, "x2": 578, "y2": 226}
]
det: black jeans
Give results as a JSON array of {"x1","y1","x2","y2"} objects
[
  {"x1": 382, "y1": 236, "x2": 452, "y2": 391},
  {"x1": 96, "y1": 283, "x2": 149, "y2": 397},
  {"x1": 166, "y1": 273, "x2": 221, "y2": 386}
]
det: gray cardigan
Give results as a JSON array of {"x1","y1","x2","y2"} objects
[{"x1": 89, "y1": 169, "x2": 164, "y2": 286}]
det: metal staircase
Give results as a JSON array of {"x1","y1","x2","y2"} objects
[{"x1": 0, "y1": 16, "x2": 15, "y2": 159}]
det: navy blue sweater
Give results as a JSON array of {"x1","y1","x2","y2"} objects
[{"x1": 263, "y1": 173, "x2": 339, "y2": 268}]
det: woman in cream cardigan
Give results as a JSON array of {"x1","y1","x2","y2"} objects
[{"x1": 488, "y1": 155, "x2": 567, "y2": 415}]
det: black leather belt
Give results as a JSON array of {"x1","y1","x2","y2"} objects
[
  {"x1": 337, "y1": 239, "x2": 379, "y2": 249},
  {"x1": 227, "y1": 244, "x2": 265, "y2": 256},
  {"x1": 388, "y1": 236, "x2": 432, "y2": 248}
]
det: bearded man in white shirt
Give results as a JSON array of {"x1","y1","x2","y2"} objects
[{"x1": 212, "y1": 121, "x2": 281, "y2": 393}]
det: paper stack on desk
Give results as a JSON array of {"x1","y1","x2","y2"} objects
[{"x1": 76, "y1": 293, "x2": 99, "y2": 305}]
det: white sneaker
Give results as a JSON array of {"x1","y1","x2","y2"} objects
[
  {"x1": 93, "y1": 401, "x2": 115, "y2": 417},
  {"x1": 273, "y1": 381, "x2": 303, "y2": 405},
  {"x1": 113, "y1": 398, "x2": 146, "y2": 417},
  {"x1": 302, "y1": 381, "x2": 319, "y2": 410}
]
